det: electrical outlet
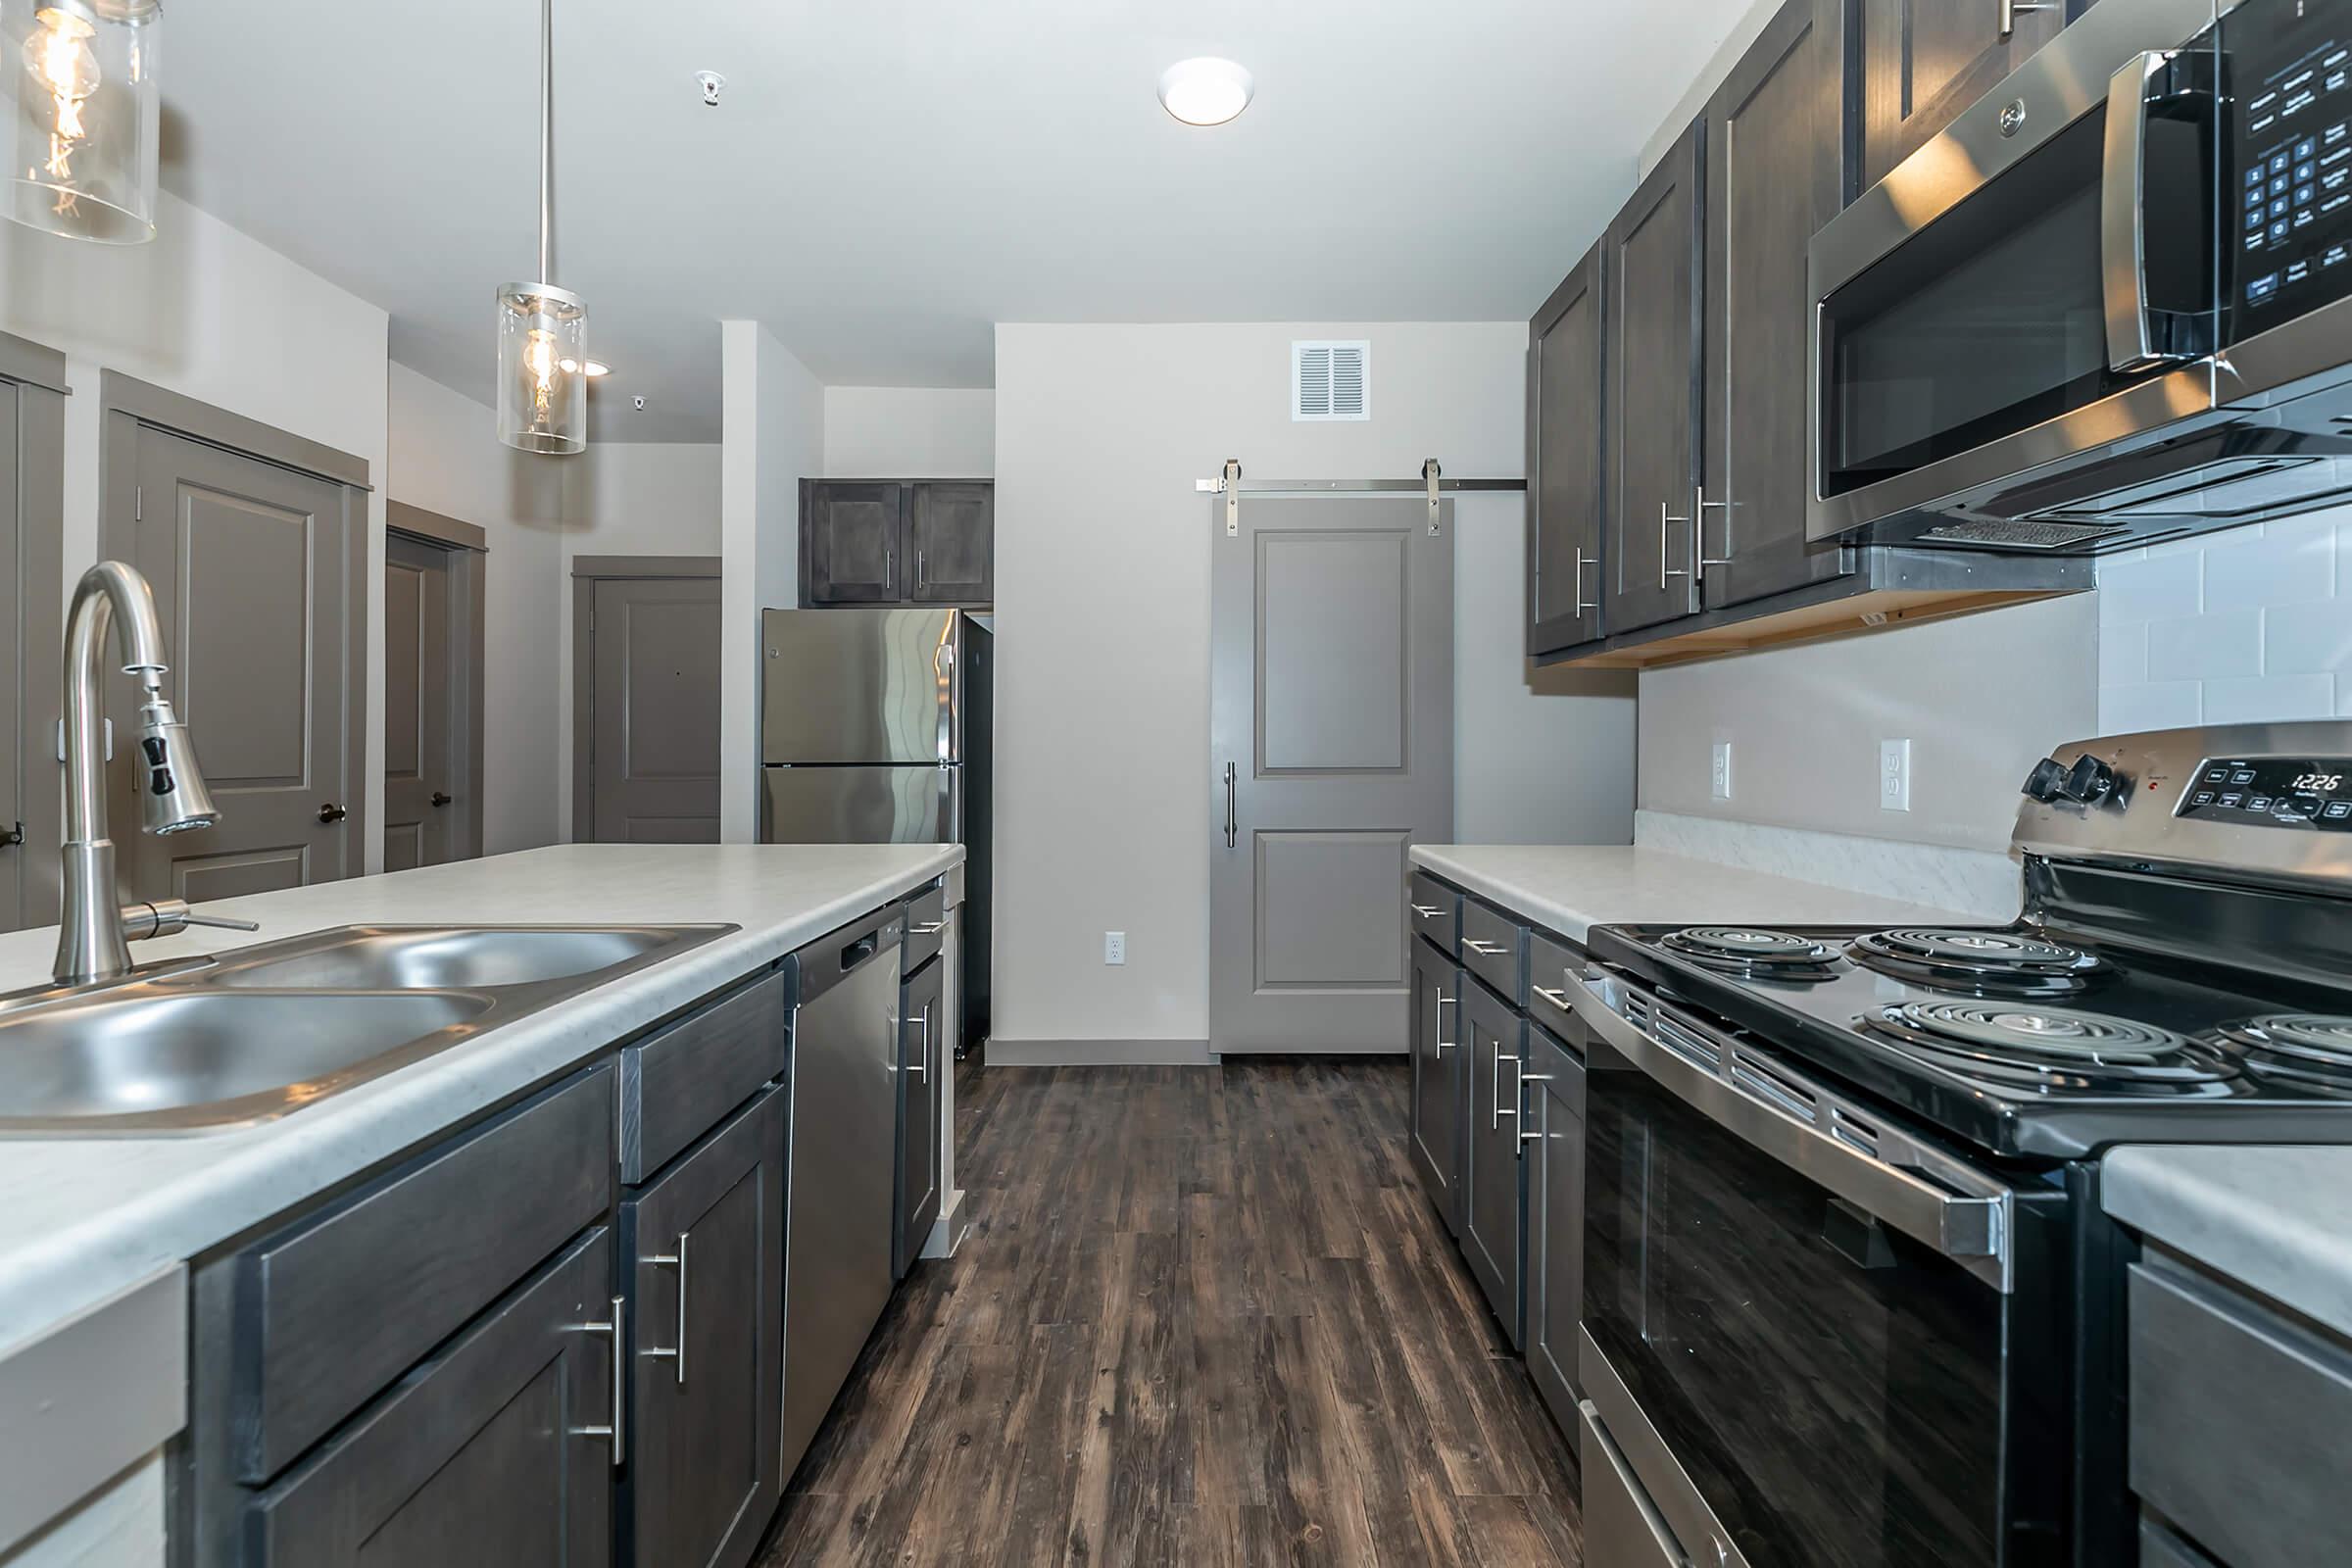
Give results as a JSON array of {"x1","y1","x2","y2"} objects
[
  {"x1": 1880, "y1": 739, "x2": 1912, "y2": 812},
  {"x1": 1103, "y1": 931, "x2": 1127, "y2": 965},
  {"x1": 1710, "y1": 741, "x2": 1734, "y2": 801}
]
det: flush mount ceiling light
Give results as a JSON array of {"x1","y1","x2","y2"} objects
[
  {"x1": 496, "y1": 0, "x2": 589, "y2": 454},
  {"x1": 4, "y1": 0, "x2": 164, "y2": 243},
  {"x1": 1157, "y1": 57, "x2": 1252, "y2": 126}
]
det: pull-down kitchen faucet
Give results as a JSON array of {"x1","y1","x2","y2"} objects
[{"x1": 53, "y1": 562, "x2": 254, "y2": 986}]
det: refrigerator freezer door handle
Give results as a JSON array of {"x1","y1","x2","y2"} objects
[{"x1": 934, "y1": 639, "x2": 956, "y2": 765}]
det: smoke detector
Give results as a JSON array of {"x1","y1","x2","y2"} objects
[{"x1": 695, "y1": 71, "x2": 726, "y2": 107}]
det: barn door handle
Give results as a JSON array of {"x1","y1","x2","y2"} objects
[
  {"x1": 430, "y1": 791, "x2": 453, "y2": 808},
  {"x1": 317, "y1": 803, "x2": 347, "y2": 824},
  {"x1": 1222, "y1": 762, "x2": 1237, "y2": 848}
]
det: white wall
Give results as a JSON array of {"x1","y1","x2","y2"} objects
[
  {"x1": 2097, "y1": 513, "x2": 2352, "y2": 731},
  {"x1": 385, "y1": 365, "x2": 565, "y2": 857},
  {"x1": 717, "y1": 322, "x2": 824, "y2": 842},
  {"x1": 0, "y1": 190, "x2": 394, "y2": 868},
  {"x1": 993, "y1": 321, "x2": 1636, "y2": 1054},
  {"x1": 822, "y1": 387, "x2": 996, "y2": 477}
]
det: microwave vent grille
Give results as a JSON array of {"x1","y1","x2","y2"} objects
[{"x1": 1922, "y1": 519, "x2": 2126, "y2": 550}]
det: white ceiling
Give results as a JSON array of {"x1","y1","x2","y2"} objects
[{"x1": 160, "y1": 0, "x2": 1756, "y2": 442}]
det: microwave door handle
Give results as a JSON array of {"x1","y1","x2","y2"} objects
[
  {"x1": 1566, "y1": 975, "x2": 2013, "y2": 1293},
  {"x1": 2102, "y1": 50, "x2": 2174, "y2": 372}
]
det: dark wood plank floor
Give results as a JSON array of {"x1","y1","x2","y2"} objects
[{"x1": 756, "y1": 1056, "x2": 1583, "y2": 1568}]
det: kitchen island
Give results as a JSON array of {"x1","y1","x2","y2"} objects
[{"x1": 0, "y1": 841, "x2": 960, "y2": 1568}]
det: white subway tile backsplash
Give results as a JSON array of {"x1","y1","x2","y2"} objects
[
  {"x1": 2095, "y1": 552, "x2": 2202, "y2": 621},
  {"x1": 2100, "y1": 508, "x2": 2350, "y2": 733},
  {"x1": 2145, "y1": 610, "x2": 2262, "y2": 680},
  {"x1": 2264, "y1": 599, "x2": 2352, "y2": 674},
  {"x1": 2199, "y1": 673, "x2": 2337, "y2": 723},
  {"x1": 2101, "y1": 681, "x2": 2202, "y2": 734}
]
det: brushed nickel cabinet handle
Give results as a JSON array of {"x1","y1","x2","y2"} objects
[
  {"x1": 911, "y1": 1004, "x2": 931, "y2": 1081},
  {"x1": 1574, "y1": 547, "x2": 1598, "y2": 615},
  {"x1": 1533, "y1": 985, "x2": 1574, "y2": 1008},
  {"x1": 1998, "y1": 0, "x2": 2053, "y2": 37},
  {"x1": 1695, "y1": 485, "x2": 1733, "y2": 569},
  {"x1": 911, "y1": 919, "x2": 947, "y2": 935},
  {"x1": 642, "y1": 1232, "x2": 690, "y2": 1386},
  {"x1": 1410, "y1": 903, "x2": 1442, "y2": 918},
  {"x1": 1464, "y1": 939, "x2": 1506, "y2": 956},
  {"x1": 1494, "y1": 1049, "x2": 1520, "y2": 1130},
  {"x1": 1660, "y1": 501, "x2": 1692, "y2": 586},
  {"x1": 1519, "y1": 1072, "x2": 1555, "y2": 1148},
  {"x1": 568, "y1": 1295, "x2": 626, "y2": 1467},
  {"x1": 1434, "y1": 991, "x2": 1456, "y2": 1054}
]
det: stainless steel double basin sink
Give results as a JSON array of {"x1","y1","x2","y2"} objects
[{"x1": 0, "y1": 923, "x2": 735, "y2": 1134}]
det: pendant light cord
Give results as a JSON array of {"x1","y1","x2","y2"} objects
[{"x1": 538, "y1": 0, "x2": 554, "y2": 283}]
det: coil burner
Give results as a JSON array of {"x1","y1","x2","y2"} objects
[
  {"x1": 1862, "y1": 1001, "x2": 2239, "y2": 1095},
  {"x1": 1847, "y1": 927, "x2": 2108, "y2": 997},
  {"x1": 2213, "y1": 1015, "x2": 2352, "y2": 1098},
  {"x1": 1660, "y1": 926, "x2": 1841, "y2": 982}
]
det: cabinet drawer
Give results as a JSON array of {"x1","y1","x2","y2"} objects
[
  {"x1": 1459, "y1": 898, "x2": 1526, "y2": 1004},
  {"x1": 1407, "y1": 872, "x2": 1458, "y2": 956},
  {"x1": 2129, "y1": 1258, "x2": 2352, "y2": 1568},
  {"x1": 620, "y1": 971, "x2": 788, "y2": 1183},
  {"x1": 903, "y1": 882, "x2": 949, "y2": 973},
  {"x1": 1579, "y1": 1402, "x2": 1684, "y2": 1568},
  {"x1": 231, "y1": 1065, "x2": 614, "y2": 1482},
  {"x1": 1526, "y1": 930, "x2": 1585, "y2": 1041}
]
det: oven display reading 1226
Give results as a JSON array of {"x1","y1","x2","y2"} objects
[{"x1": 2179, "y1": 759, "x2": 2352, "y2": 831}]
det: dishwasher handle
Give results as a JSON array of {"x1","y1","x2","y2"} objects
[{"x1": 793, "y1": 907, "x2": 905, "y2": 1005}]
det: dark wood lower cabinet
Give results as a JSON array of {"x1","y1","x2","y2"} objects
[
  {"x1": 1524, "y1": 1020, "x2": 1589, "y2": 1435},
  {"x1": 620, "y1": 1088, "x2": 785, "y2": 1568},
  {"x1": 895, "y1": 955, "x2": 945, "y2": 1277},
  {"x1": 242, "y1": 1228, "x2": 616, "y2": 1566},
  {"x1": 1408, "y1": 936, "x2": 1467, "y2": 1238},
  {"x1": 1461, "y1": 977, "x2": 1526, "y2": 1350}
]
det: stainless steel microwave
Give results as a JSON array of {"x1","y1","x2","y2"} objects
[{"x1": 1810, "y1": 0, "x2": 2352, "y2": 553}]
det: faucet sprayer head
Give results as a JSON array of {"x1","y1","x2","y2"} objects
[{"x1": 135, "y1": 688, "x2": 219, "y2": 836}]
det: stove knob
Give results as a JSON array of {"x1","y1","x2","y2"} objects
[
  {"x1": 2058, "y1": 755, "x2": 2118, "y2": 805},
  {"x1": 2022, "y1": 757, "x2": 2069, "y2": 803}
]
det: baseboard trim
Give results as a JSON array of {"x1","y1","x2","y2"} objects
[
  {"x1": 986, "y1": 1038, "x2": 1218, "y2": 1067},
  {"x1": 920, "y1": 1189, "x2": 969, "y2": 1260}
]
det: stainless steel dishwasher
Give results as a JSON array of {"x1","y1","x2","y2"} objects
[{"x1": 780, "y1": 906, "x2": 905, "y2": 1485}]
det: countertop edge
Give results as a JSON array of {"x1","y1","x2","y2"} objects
[{"x1": 2102, "y1": 1145, "x2": 2352, "y2": 1343}]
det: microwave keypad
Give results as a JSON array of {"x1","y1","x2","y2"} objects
[{"x1": 2230, "y1": 0, "x2": 2352, "y2": 338}]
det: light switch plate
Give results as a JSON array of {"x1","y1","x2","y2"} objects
[
  {"x1": 1104, "y1": 931, "x2": 1126, "y2": 965},
  {"x1": 1710, "y1": 742, "x2": 1734, "y2": 801},
  {"x1": 1880, "y1": 739, "x2": 1912, "y2": 812}
]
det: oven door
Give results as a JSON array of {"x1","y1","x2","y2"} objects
[
  {"x1": 1571, "y1": 973, "x2": 2070, "y2": 1567},
  {"x1": 1807, "y1": 0, "x2": 2221, "y2": 546}
]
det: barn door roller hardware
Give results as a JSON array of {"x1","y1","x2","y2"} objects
[{"x1": 1198, "y1": 459, "x2": 1525, "y2": 537}]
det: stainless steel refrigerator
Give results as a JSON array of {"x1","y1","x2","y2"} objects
[{"x1": 759, "y1": 608, "x2": 992, "y2": 1051}]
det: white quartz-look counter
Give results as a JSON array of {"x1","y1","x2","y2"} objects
[
  {"x1": 2103, "y1": 1145, "x2": 2352, "y2": 1342},
  {"x1": 0, "y1": 843, "x2": 959, "y2": 1355},
  {"x1": 1409, "y1": 843, "x2": 1981, "y2": 944}
]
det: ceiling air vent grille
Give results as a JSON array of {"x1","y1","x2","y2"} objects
[{"x1": 1293, "y1": 341, "x2": 1370, "y2": 421}]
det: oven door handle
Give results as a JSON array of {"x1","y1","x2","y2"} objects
[
  {"x1": 1569, "y1": 974, "x2": 2014, "y2": 1293},
  {"x1": 2102, "y1": 49, "x2": 2198, "y2": 372}
]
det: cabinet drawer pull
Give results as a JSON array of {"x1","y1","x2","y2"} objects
[
  {"x1": 568, "y1": 1295, "x2": 626, "y2": 1467},
  {"x1": 1464, "y1": 938, "x2": 1507, "y2": 956},
  {"x1": 910, "y1": 919, "x2": 947, "y2": 935},
  {"x1": 1533, "y1": 985, "x2": 1574, "y2": 1009},
  {"x1": 642, "y1": 1231, "x2": 691, "y2": 1386},
  {"x1": 1410, "y1": 903, "x2": 1442, "y2": 919}
]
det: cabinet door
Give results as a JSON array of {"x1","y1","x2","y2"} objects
[
  {"x1": 1604, "y1": 120, "x2": 1704, "y2": 637},
  {"x1": 1856, "y1": 0, "x2": 2064, "y2": 189},
  {"x1": 803, "y1": 482, "x2": 906, "y2": 605},
  {"x1": 1528, "y1": 241, "x2": 1607, "y2": 658},
  {"x1": 906, "y1": 483, "x2": 993, "y2": 605},
  {"x1": 622, "y1": 1089, "x2": 784, "y2": 1568},
  {"x1": 1407, "y1": 937, "x2": 1466, "y2": 1238},
  {"x1": 243, "y1": 1229, "x2": 615, "y2": 1567},
  {"x1": 1524, "y1": 1022, "x2": 1587, "y2": 1438},
  {"x1": 895, "y1": 956, "x2": 946, "y2": 1277},
  {"x1": 1460, "y1": 979, "x2": 1525, "y2": 1350},
  {"x1": 1703, "y1": 0, "x2": 1854, "y2": 612}
]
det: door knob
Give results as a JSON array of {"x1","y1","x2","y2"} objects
[
  {"x1": 0, "y1": 820, "x2": 21, "y2": 848},
  {"x1": 318, "y1": 803, "x2": 348, "y2": 824},
  {"x1": 430, "y1": 791, "x2": 453, "y2": 808}
]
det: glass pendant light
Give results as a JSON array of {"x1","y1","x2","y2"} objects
[
  {"x1": 496, "y1": 0, "x2": 587, "y2": 455},
  {"x1": 3, "y1": 0, "x2": 162, "y2": 243}
]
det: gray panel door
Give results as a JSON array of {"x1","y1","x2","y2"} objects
[
  {"x1": 1605, "y1": 119, "x2": 1704, "y2": 637},
  {"x1": 895, "y1": 954, "x2": 944, "y2": 1277},
  {"x1": 1529, "y1": 240, "x2": 1607, "y2": 657},
  {"x1": 1408, "y1": 937, "x2": 1466, "y2": 1237},
  {"x1": 906, "y1": 482, "x2": 993, "y2": 604},
  {"x1": 1461, "y1": 978, "x2": 1524, "y2": 1349},
  {"x1": 117, "y1": 424, "x2": 358, "y2": 901},
  {"x1": 1703, "y1": 0, "x2": 1854, "y2": 612},
  {"x1": 588, "y1": 576, "x2": 721, "y2": 844},
  {"x1": 1858, "y1": 0, "x2": 2061, "y2": 189},
  {"x1": 383, "y1": 531, "x2": 454, "y2": 872},
  {"x1": 1210, "y1": 498, "x2": 1453, "y2": 1054},
  {"x1": 803, "y1": 482, "x2": 906, "y2": 605},
  {"x1": 623, "y1": 1090, "x2": 783, "y2": 1568},
  {"x1": 1524, "y1": 1021, "x2": 1587, "y2": 1436}
]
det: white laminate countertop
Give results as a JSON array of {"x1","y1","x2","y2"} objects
[
  {"x1": 1408, "y1": 844, "x2": 1980, "y2": 943},
  {"x1": 0, "y1": 843, "x2": 959, "y2": 1355},
  {"x1": 2103, "y1": 1145, "x2": 2352, "y2": 1342}
]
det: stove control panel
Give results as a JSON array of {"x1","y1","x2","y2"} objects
[{"x1": 2178, "y1": 758, "x2": 2352, "y2": 830}]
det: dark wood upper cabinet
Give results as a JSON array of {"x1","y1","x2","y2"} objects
[
  {"x1": 906, "y1": 482, "x2": 994, "y2": 604},
  {"x1": 802, "y1": 480, "x2": 992, "y2": 608},
  {"x1": 1603, "y1": 118, "x2": 1705, "y2": 639},
  {"x1": 802, "y1": 481, "x2": 907, "y2": 604},
  {"x1": 1855, "y1": 0, "x2": 2066, "y2": 189},
  {"x1": 1702, "y1": 0, "x2": 1854, "y2": 612},
  {"x1": 1527, "y1": 241, "x2": 1607, "y2": 659}
]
